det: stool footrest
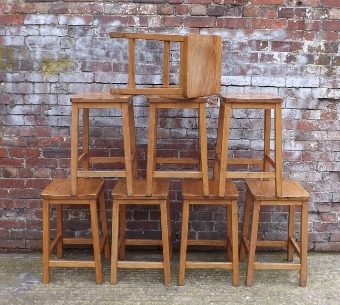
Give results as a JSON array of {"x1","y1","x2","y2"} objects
[
  {"x1": 77, "y1": 171, "x2": 127, "y2": 178},
  {"x1": 63, "y1": 238, "x2": 94, "y2": 245},
  {"x1": 187, "y1": 239, "x2": 228, "y2": 247},
  {"x1": 186, "y1": 261, "x2": 233, "y2": 269},
  {"x1": 156, "y1": 157, "x2": 200, "y2": 164},
  {"x1": 117, "y1": 261, "x2": 165, "y2": 269},
  {"x1": 153, "y1": 171, "x2": 202, "y2": 179},
  {"x1": 125, "y1": 239, "x2": 163, "y2": 246},
  {"x1": 49, "y1": 260, "x2": 96, "y2": 268},
  {"x1": 254, "y1": 262, "x2": 301, "y2": 270}
]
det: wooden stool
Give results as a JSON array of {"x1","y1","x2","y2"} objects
[
  {"x1": 109, "y1": 32, "x2": 222, "y2": 98},
  {"x1": 213, "y1": 93, "x2": 283, "y2": 197},
  {"x1": 239, "y1": 180, "x2": 310, "y2": 287},
  {"x1": 41, "y1": 178, "x2": 110, "y2": 284},
  {"x1": 146, "y1": 95, "x2": 209, "y2": 196},
  {"x1": 179, "y1": 179, "x2": 239, "y2": 286},
  {"x1": 70, "y1": 92, "x2": 138, "y2": 196},
  {"x1": 111, "y1": 179, "x2": 172, "y2": 285}
]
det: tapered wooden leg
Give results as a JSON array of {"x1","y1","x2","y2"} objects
[
  {"x1": 128, "y1": 102, "x2": 139, "y2": 179},
  {"x1": 56, "y1": 205, "x2": 63, "y2": 259},
  {"x1": 300, "y1": 201, "x2": 308, "y2": 287},
  {"x1": 160, "y1": 200, "x2": 171, "y2": 286},
  {"x1": 110, "y1": 201, "x2": 119, "y2": 284},
  {"x1": 122, "y1": 103, "x2": 134, "y2": 196},
  {"x1": 239, "y1": 189, "x2": 252, "y2": 261},
  {"x1": 218, "y1": 103, "x2": 232, "y2": 197},
  {"x1": 287, "y1": 205, "x2": 295, "y2": 262},
  {"x1": 42, "y1": 200, "x2": 50, "y2": 284},
  {"x1": 226, "y1": 204, "x2": 232, "y2": 261},
  {"x1": 198, "y1": 102, "x2": 209, "y2": 196},
  {"x1": 118, "y1": 204, "x2": 126, "y2": 260},
  {"x1": 146, "y1": 103, "x2": 157, "y2": 196},
  {"x1": 178, "y1": 200, "x2": 190, "y2": 286},
  {"x1": 245, "y1": 200, "x2": 260, "y2": 286},
  {"x1": 166, "y1": 197, "x2": 173, "y2": 260},
  {"x1": 90, "y1": 199, "x2": 102, "y2": 284},
  {"x1": 99, "y1": 191, "x2": 110, "y2": 259},
  {"x1": 231, "y1": 199, "x2": 239, "y2": 287},
  {"x1": 213, "y1": 102, "x2": 225, "y2": 180}
]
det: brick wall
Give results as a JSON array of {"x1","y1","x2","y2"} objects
[{"x1": 1, "y1": 0, "x2": 340, "y2": 251}]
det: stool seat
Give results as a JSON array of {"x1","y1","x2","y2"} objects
[
  {"x1": 111, "y1": 179, "x2": 172, "y2": 286},
  {"x1": 214, "y1": 92, "x2": 283, "y2": 197},
  {"x1": 41, "y1": 178, "x2": 110, "y2": 284},
  {"x1": 70, "y1": 92, "x2": 138, "y2": 196},
  {"x1": 179, "y1": 179, "x2": 239, "y2": 286},
  {"x1": 146, "y1": 95, "x2": 209, "y2": 196},
  {"x1": 239, "y1": 180, "x2": 310, "y2": 287}
]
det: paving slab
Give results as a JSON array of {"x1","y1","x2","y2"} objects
[{"x1": 0, "y1": 251, "x2": 339, "y2": 305}]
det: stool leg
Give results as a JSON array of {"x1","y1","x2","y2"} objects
[
  {"x1": 122, "y1": 103, "x2": 135, "y2": 196},
  {"x1": 166, "y1": 197, "x2": 173, "y2": 260},
  {"x1": 89, "y1": 199, "x2": 102, "y2": 284},
  {"x1": 300, "y1": 201, "x2": 308, "y2": 287},
  {"x1": 128, "y1": 101, "x2": 138, "y2": 179},
  {"x1": 56, "y1": 205, "x2": 63, "y2": 258},
  {"x1": 245, "y1": 199, "x2": 260, "y2": 286},
  {"x1": 274, "y1": 103, "x2": 283, "y2": 197},
  {"x1": 118, "y1": 204, "x2": 126, "y2": 260},
  {"x1": 264, "y1": 108, "x2": 271, "y2": 175},
  {"x1": 218, "y1": 103, "x2": 232, "y2": 197},
  {"x1": 287, "y1": 205, "x2": 295, "y2": 262},
  {"x1": 111, "y1": 200, "x2": 119, "y2": 284},
  {"x1": 99, "y1": 190, "x2": 110, "y2": 260},
  {"x1": 198, "y1": 102, "x2": 209, "y2": 196},
  {"x1": 146, "y1": 103, "x2": 157, "y2": 196},
  {"x1": 226, "y1": 204, "x2": 232, "y2": 261},
  {"x1": 231, "y1": 199, "x2": 239, "y2": 287},
  {"x1": 71, "y1": 103, "x2": 79, "y2": 195},
  {"x1": 239, "y1": 189, "x2": 252, "y2": 261},
  {"x1": 82, "y1": 108, "x2": 90, "y2": 172},
  {"x1": 42, "y1": 199, "x2": 50, "y2": 284},
  {"x1": 160, "y1": 200, "x2": 171, "y2": 286},
  {"x1": 213, "y1": 101, "x2": 225, "y2": 180},
  {"x1": 178, "y1": 199, "x2": 190, "y2": 286}
]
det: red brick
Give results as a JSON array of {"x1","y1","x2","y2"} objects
[
  {"x1": 182, "y1": 16, "x2": 216, "y2": 27},
  {"x1": 252, "y1": 18, "x2": 287, "y2": 29},
  {"x1": 323, "y1": 20, "x2": 340, "y2": 31},
  {"x1": 324, "y1": 0, "x2": 340, "y2": 7},
  {"x1": 0, "y1": 15, "x2": 24, "y2": 25}
]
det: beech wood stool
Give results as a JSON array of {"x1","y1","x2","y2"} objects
[
  {"x1": 239, "y1": 180, "x2": 310, "y2": 287},
  {"x1": 111, "y1": 179, "x2": 172, "y2": 285},
  {"x1": 146, "y1": 95, "x2": 210, "y2": 196},
  {"x1": 179, "y1": 179, "x2": 239, "y2": 286},
  {"x1": 213, "y1": 93, "x2": 284, "y2": 197},
  {"x1": 70, "y1": 92, "x2": 138, "y2": 196},
  {"x1": 41, "y1": 178, "x2": 110, "y2": 284}
]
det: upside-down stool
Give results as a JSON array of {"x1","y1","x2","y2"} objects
[
  {"x1": 179, "y1": 179, "x2": 239, "y2": 286},
  {"x1": 239, "y1": 180, "x2": 310, "y2": 287},
  {"x1": 213, "y1": 93, "x2": 283, "y2": 197},
  {"x1": 110, "y1": 179, "x2": 172, "y2": 285},
  {"x1": 41, "y1": 178, "x2": 110, "y2": 284},
  {"x1": 70, "y1": 92, "x2": 138, "y2": 196}
]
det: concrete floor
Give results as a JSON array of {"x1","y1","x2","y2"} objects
[{"x1": 0, "y1": 250, "x2": 339, "y2": 305}]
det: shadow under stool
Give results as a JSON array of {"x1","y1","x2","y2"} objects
[
  {"x1": 110, "y1": 179, "x2": 172, "y2": 285},
  {"x1": 179, "y1": 179, "x2": 239, "y2": 286},
  {"x1": 41, "y1": 178, "x2": 110, "y2": 284},
  {"x1": 239, "y1": 180, "x2": 310, "y2": 287}
]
